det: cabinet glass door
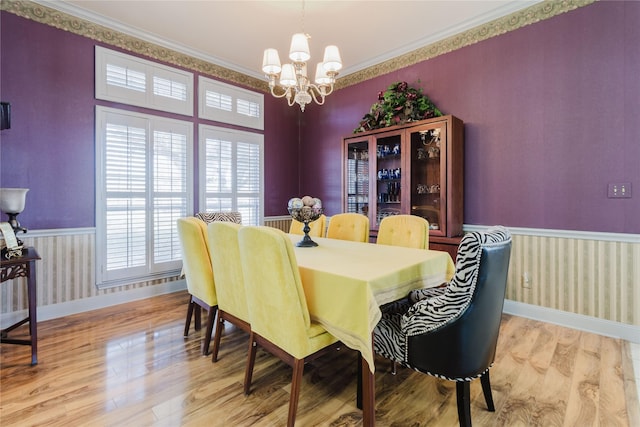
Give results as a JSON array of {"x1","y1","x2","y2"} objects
[
  {"x1": 409, "y1": 125, "x2": 446, "y2": 235},
  {"x1": 374, "y1": 133, "x2": 403, "y2": 227},
  {"x1": 345, "y1": 140, "x2": 369, "y2": 216}
]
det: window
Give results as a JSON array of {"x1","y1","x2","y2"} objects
[
  {"x1": 198, "y1": 77, "x2": 264, "y2": 130},
  {"x1": 96, "y1": 106, "x2": 193, "y2": 288},
  {"x1": 199, "y1": 125, "x2": 263, "y2": 225},
  {"x1": 95, "y1": 46, "x2": 194, "y2": 116}
]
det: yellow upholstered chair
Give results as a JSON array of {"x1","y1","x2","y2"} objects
[
  {"x1": 207, "y1": 221, "x2": 251, "y2": 362},
  {"x1": 289, "y1": 214, "x2": 326, "y2": 237},
  {"x1": 238, "y1": 226, "x2": 340, "y2": 427},
  {"x1": 177, "y1": 217, "x2": 217, "y2": 355},
  {"x1": 377, "y1": 214, "x2": 430, "y2": 249},
  {"x1": 326, "y1": 212, "x2": 370, "y2": 242}
]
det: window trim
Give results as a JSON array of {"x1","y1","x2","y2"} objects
[
  {"x1": 198, "y1": 76, "x2": 264, "y2": 130},
  {"x1": 198, "y1": 124, "x2": 264, "y2": 226},
  {"x1": 95, "y1": 106, "x2": 194, "y2": 288},
  {"x1": 95, "y1": 46, "x2": 194, "y2": 117}
]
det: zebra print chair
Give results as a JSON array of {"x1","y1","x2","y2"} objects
[
  {"x1": 195, "y1": 211, "x2": 242, "y2": 224},
  {"x1": 374, "y1": 226, "x2": 512, "y2": 427}
]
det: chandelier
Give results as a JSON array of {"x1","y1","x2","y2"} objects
[{"x1": 261, "y1": 1, "x2": 342, "y2": 112}]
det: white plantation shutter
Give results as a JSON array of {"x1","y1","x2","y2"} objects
[
  {"x1": 199, "y1": 125, "x2": 263, "y2": 226},
  {"x1": 96, "y1": 107, "x2": 193, "y2": 287},
  {"x1": 152, "y1": 128, "x2": 188, "y2": 266},
  {"x1": 236, "y1": 142, "x2": 261, "y2": 225},
  {"x1": 198, "y1": 76, "x2": 264, "y2": 130},
  {"x1": 104, "y1": 120, "x2": 147, "y2": 274},
  {"x1": 206, "y1": 91, "x2": 233, "y2": 112},
  {"x1": 96, "y1": 46, "x2": 193, "y2": 116},
  {"x1": 153, "y1": 76, "x2": 188, "y2": 101},
  {"x1": 237, "y1": 98, "x2": 261, "y2": 118},
  {"x1": 106, "y1": 64, "x2": 146, "y2": 92}
]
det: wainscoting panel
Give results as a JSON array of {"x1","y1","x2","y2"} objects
[
  {"x1": 0, "y1": 228, "x2": 179, "y2": 319},
  {"x1": 264, "y1": 216, "x2": 292, "y2": 233},
  {"x1": 2, "y1": 223, "x2": 638, "y2": 331},
  {"x1": 507, "y1": 232, "x2": 639, "y2": 326}
]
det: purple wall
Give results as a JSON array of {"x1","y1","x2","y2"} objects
[
  {"x1": 0, "y1": 15, "x2": 96, "y2": 229},
  {"x1": 302, "y1": 2, "x2": 640, "y2": 233},
  {"x1": 0, "y1": 12, "x2": 300, "y2": 229},
  {"x1": 299, "y1": 1, "x2": 640, "y2": 234},
  {"x1": 2, "y1": 1, "x2": 639, "y2": 234}
]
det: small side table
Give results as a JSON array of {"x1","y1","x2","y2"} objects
[{"x1": 1, "y1": 247, "x2": 41, "y2": 365}]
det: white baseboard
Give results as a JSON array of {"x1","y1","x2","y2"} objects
[
  {"x1": 0, "y1": 280, "x2": 187, "y2": 328},
  {"x1": 503, "y1": 299, "x2": 640, "y2": 343}
]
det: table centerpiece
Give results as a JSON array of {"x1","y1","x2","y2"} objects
[{"x1": 288, "y1": 196, "x2": 323, "y2": 247}]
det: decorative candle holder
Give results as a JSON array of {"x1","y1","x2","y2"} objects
[{"x1": 289, "y1": 206, "x2": 323, "y2": 247}]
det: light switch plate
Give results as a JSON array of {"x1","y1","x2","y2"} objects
[{"x1": 607, "y1": 182, "x2": 632, "y2": 198}]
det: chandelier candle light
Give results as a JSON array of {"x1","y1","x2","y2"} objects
[{"x1": 261, "y1": 1, "x2": 342, "y2": 111}]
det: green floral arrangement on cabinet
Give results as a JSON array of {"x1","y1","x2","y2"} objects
[{"x1": 354, "y1": 81, "x2": 442, "y2": 133}]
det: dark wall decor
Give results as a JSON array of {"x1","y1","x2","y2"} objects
[{"x1": 0, "y1": 102, "x2": 10, "y2": 130}]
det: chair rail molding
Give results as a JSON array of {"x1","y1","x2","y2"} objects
[{"x1": 464, "y1": 224, "x2": 640, "y2": 243}]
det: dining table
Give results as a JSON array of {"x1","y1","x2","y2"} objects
[{"x1": 289, "y1": 234, "x2": 455, "y2": 426}]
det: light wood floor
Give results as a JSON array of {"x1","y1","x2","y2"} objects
[{"x1": 1, "y1": 290, "x2": 638, "y2": 426}]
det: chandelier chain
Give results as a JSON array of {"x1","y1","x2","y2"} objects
[{"x1": 301, "y1": 0, "x2": 305, "y2": 34}]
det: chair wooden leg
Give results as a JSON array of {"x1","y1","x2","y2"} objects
[
  {"x1": 194, "y1": 304, "x2": 202, "y2": 331},
  {"x1": 244, "y1": 333, "x2": 258, "y2": 395},
  {"x1": 456, "y1": 381, "x2": 472, "y2": 427},
  {"x1": 211, "y1": 313, "x2": 225, "y2": 362},
  {"x1": 356, "y1": 353, "x2": 363, "y2": 409},
  {"x1": 184, "y1": 298, "x2": 194, "y2": 337},
  {"x1": 202, "y1": 307, "x2": 217, "y2": 356},
  {"x1": 480, "y1": 370, "x2": 495, "y2": 411},
  {"x1": 288, "y1": 358, "x2": 304, "y2": 427}
]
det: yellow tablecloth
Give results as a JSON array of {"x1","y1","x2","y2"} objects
[{"x1": 290, "y1": 235, "x2": 455, "y2": 373}]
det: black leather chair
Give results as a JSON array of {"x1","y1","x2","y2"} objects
[{"x1": 374, "y1": 226, "x2": 512, "y2": 427}]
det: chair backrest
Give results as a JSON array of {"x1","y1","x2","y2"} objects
[
  {"x1": 377, "y1": 215, "x2": 429, "y2": 249},
  {"x1": 403, "y1": 226, "x2": 512, "y2": 380},
  {"x1": 196, "y1": 211, "x2": 242, "y2": 225},
  {"x1": 177, "y1": 217, "x2": 217, "y2": 307},
  {"x1": 207, "y1": 221, "x2": 249, "y2": 323},
  {"x1": 238, "y1": 226, "x2": 314, "y2": 359},
  {"x1": 289, "y1": 214, "x2": 326, "y2": 237},
  {"x1": 325, "y1": 213, "x2": 370, "y2": 242}
]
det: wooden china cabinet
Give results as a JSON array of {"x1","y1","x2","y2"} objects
[{"x1": 342, "y1": 115, "x2": 464, "y2": 259}]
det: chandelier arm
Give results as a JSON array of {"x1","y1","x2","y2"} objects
[
  {"x1": 320, "y1": 83, "x2": 335, "y2": 97},
  {"x1": 307, "y1": 85, "x2": 326, "y2": 106},
  {"x1": 269, "y1": 85, "x2": 292, "y2": 99}
]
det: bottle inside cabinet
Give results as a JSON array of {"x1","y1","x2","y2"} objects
[
  {"x1": 375, "y1": 134, "x2": 402, "y2": 227},
  {"x1": 345, "y1": 141, "x2": 369, "y2": 216}
]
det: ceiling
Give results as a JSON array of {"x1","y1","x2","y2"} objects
[{"x1": 38, "y1": 0, "x2": 541, "y2": 80}]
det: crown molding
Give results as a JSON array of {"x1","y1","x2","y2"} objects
[{"x1": 2, "y1": 0, "x2": 597, "y2": 93}]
